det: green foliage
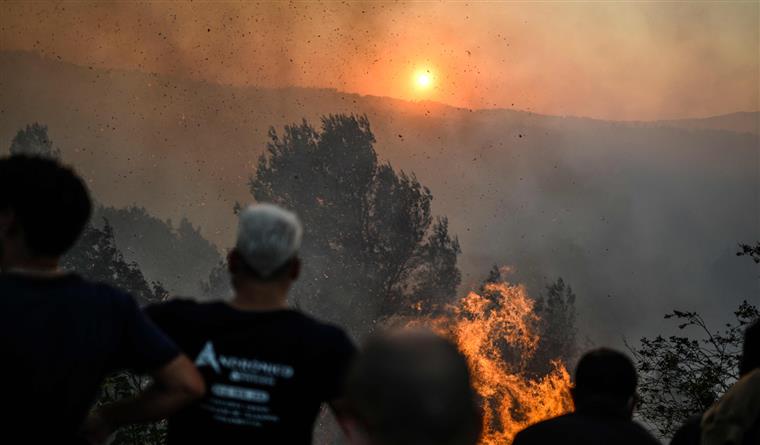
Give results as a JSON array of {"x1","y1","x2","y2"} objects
[
  {"x1": 9, "y1": 123, "x2": 61, "y2": 158},
  {"x1": 248, "y1": 114, "x2": 461, "y2": 330},
  {"x1": 630, "y1": 302, "x2": 760, "y2": 437}
]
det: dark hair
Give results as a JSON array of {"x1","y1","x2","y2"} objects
[
  {"x1": 345, "y1": 331, "x2": 482, "y2": 445},
  {"x1": 574, "y1": 348, "x2": 637, "y2": 401},
  {"x1": 739, "y1": 319, "x2": 760, "y2": 376},
  {"x1": 0, "y1": 155, "x2": 91, "y2": 257}
]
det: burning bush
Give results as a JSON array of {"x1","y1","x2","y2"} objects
[{"x1": 408, "y1": 280, "x2": 574, "y2": 444}]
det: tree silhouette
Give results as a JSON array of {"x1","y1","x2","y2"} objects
[
  {"x1": 629, "y1": 246, "x2": 760, "y2": 437},
  {"x1": 529, "y1": 277, "x2": 578, "y2": 375},
  {"x1": 480, "y1": 267, "x2": 579, "y2": 376},
  {"x1": 629, "y1": 302, "x2": 758, "y2": 438},
  {"x1": 62, "y1": 221, "x2": 168, "y2": 444},
  {"x1": 738, "y1": 241, "x2": 760, "y2": 264},
  {"x1": 63, "y1": 219, "x2": 167, "y2": 305},
  {"x1": 200, "y1": 260, "x2": 232, "y2": 301},
  {"x1": 96, "y1": 206, "x2": 222, "y2": 296},
  {"x1": 9, "y1": 123, "x2": 61, "y2": 158},
  {"x1": 248, "y1": 114, "x2": 461, "y2": 330}
]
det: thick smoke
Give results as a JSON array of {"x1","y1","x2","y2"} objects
[
  {"x1": 0, "y1": 2, "x2": 757, "y2": 118},
  {"x1": 0, "y1": 2, "x2": 757, "y2": 348}
]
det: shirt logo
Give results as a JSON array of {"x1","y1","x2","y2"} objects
[{"x1": 195, "y1": 340, "x2": 221, "y2": 374}]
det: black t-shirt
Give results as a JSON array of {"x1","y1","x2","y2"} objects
[
  {"x1": 146, "y1": 299, "x2": 357, "y2": 445},
  {"x1": 0, "y1": 273, "x2": 179, "y2": 444},
  {"x1": 512, "y1": 411, "x2": 662, "y2": 445}
]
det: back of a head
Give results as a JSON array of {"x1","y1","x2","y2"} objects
[
  {"x1": 345, "y1": 330, "x2": 481, "y2": 445},
  {"x1": 0, "y1": 155, "x2": 91, "y2": 257},
  {"x1": 235, "y1": 203, "x2": 303, "y2": 279},
  {"x1": 740, "y1": 319, "x2": 760, "y2": 376},
  {"x1": 573, "y1": 348, "x2": 637, "y2": 409}
]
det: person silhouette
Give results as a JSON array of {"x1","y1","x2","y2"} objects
[
  {"x1": 146, "y1": 204, "x2": 357, "y2": 444},
  {"x1": 0, "y1": 155, "x2": 204, "y2": 444},
  {"x1": 513, "y1": 348, "x2": 660, "y2": 445},
  {"x1": 341, "y1": 329, "x2": 482, "y2": 445}
]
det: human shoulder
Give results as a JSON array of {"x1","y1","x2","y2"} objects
[
  {"x1": 297, "y1": 313, "x2": 353, "y2": 342},
  {"x1": 64, "y1": 277, "x2": 137, "y2": 311},
  {"x1": 702, "y1": 369, "x2": 760, "y2": 445},
  {"x1": 145, "y1": 297, "x2": 201, "y2": 313},
  {"x1": 89, "y1": 280, "x2": 132, "y2": 302},
  {"x1": 513, "y1": 414, "x2": 575, "y2": 445},
  {"x1": 0, "y1": 273, "x2": 116, "y2": 297},
  {"x1": 144, "y1": 298, "x2": 206, "y2": 325},
  {"x1": 712, "y1": 368, "x2": 760, "y2": 410},
  {"x1": 515, "y1": 414, "x2": 660, "y2": 445},
  {"x1": 287, "y1": 312, "x2": 356, "y2": 359},
  {"x1": 626, "y1": 420, "x2": 662, "y2": 445},
  {"x1": 0, "y1": 273, "x2": 127, "y2": 313}
]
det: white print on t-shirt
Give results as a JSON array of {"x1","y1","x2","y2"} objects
[
  {"x1": 211, "y1": 383, "x2": 269, "y2": 402},
  {"x1": 195, "y1": 341, "x2": 221, "y2": 373},
  {"x1": 194, "y1": 341, "x2": 295, "y2": 379},
  {"x1": 193, "y1": 340, "x2": 295, "y2": 427}
]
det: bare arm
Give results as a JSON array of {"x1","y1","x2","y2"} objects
[{"x1": 83, "y1": 355, "x2": 205, "y2": 443}]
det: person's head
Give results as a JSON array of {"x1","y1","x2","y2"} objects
[
  {"x1": 0, "y1": 155, "x2": 91, "y2": 270},
  {"x1": 739, "y1": 319, "x2": 760, "y2": 376},
  {"x1": 343, "y1": 329, "x2": 482, "y2": 445},
  {"x1": 571, "y1": 348, "x2": 638, "y2": 419},
  {"x1": 228, "y1": 203, "x2": 303, "y2": 291}
]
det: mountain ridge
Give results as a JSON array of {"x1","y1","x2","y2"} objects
[
  {"x1": 1, "y1": 49, "x2": 757, "y2": 345},
  {"x1": 3, "y1": 50, "x2": 757, "y2": 132}
]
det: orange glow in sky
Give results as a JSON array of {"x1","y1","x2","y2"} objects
[
  {"x1": 0, "y1": 2, "x2": 757, "y2": 120},
  {"x1": 414, "y1": 69, "x2": 434, "y2": 92}
]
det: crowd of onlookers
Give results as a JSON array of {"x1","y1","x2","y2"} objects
[{"x1": 1, "y1": 154, "x2": 757, "y2": 445}]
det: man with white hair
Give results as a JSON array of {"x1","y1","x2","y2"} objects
[{"x1": 145, "y1": 203, "x2": 357, "y2": 444}]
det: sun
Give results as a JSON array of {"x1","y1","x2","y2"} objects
[{"x1": 414, "y1": 69, "x2": 434, "y2": 90}]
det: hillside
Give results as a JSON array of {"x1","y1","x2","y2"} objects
[
  {"x1": 657, "y1": 112, "x2": 759, "y2": 135},
  {"x1": 1, "y1": 50, "x2": 758, "y2": 343}
]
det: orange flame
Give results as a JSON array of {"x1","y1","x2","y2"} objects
[{"x1": 414, "y1": 281, "x2": 574, "y2": 444}]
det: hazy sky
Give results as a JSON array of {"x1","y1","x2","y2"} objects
[{"x1": 1, "y1": 1, "x2": 757, "y2": 120}]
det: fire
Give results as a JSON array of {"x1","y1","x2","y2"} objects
[{"x1": 412, "y1": 280, "x2": 574, "y2": 444}]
